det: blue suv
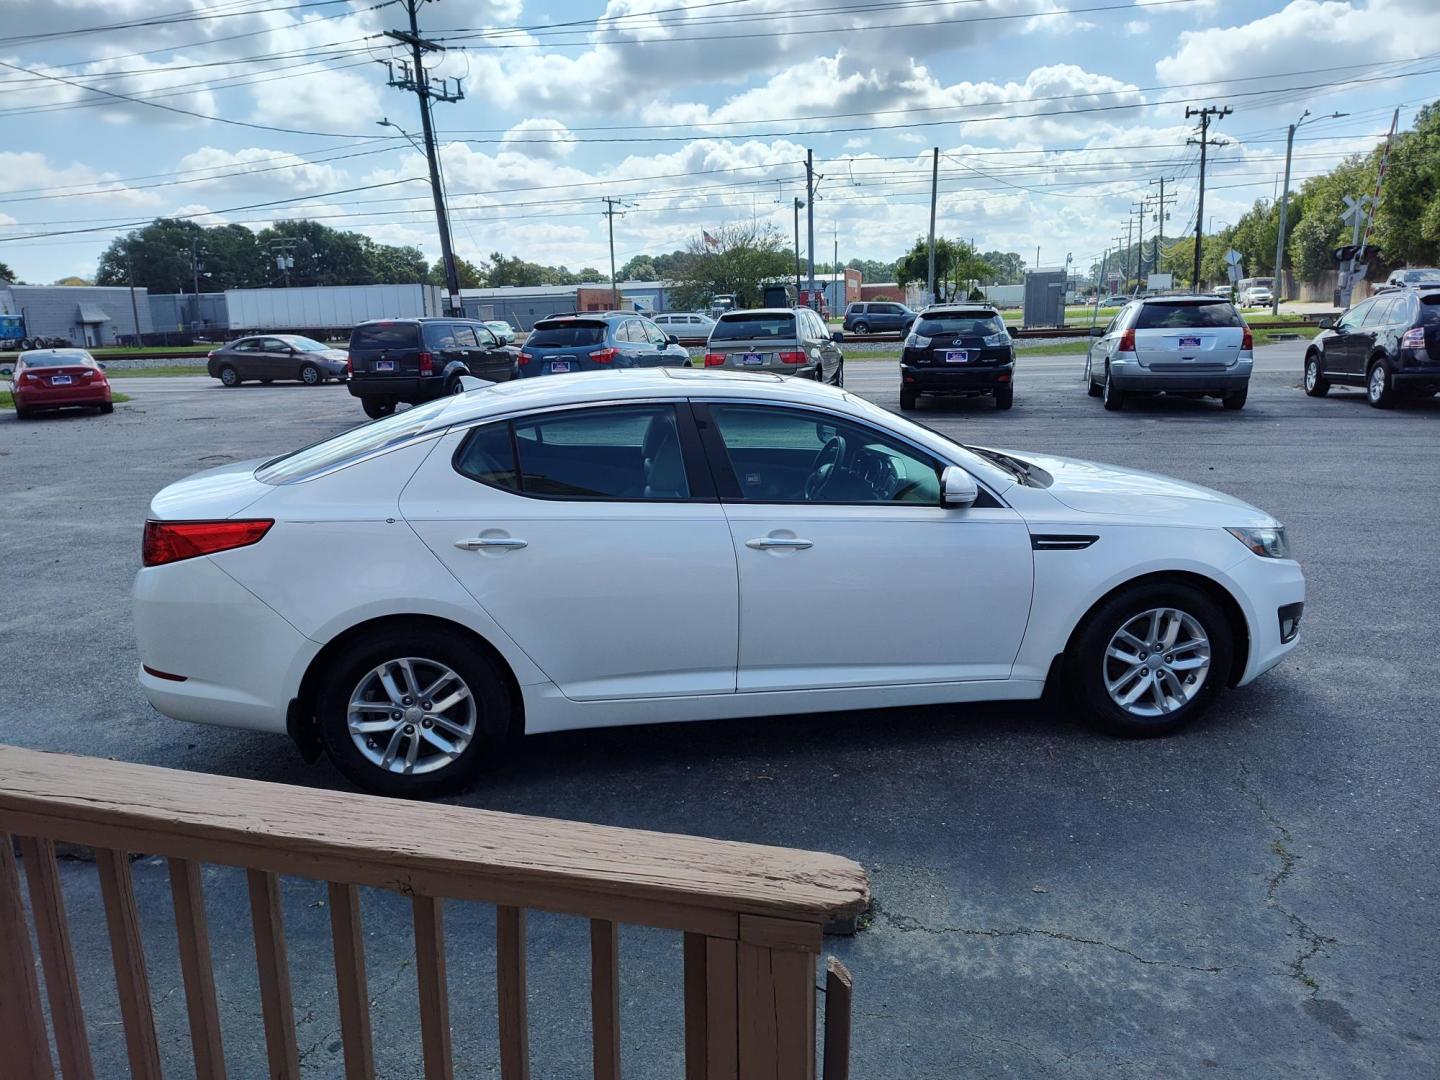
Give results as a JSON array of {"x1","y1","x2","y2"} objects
[
  {"x1": 843, "y1": 301, "x2": 918, "y2": 334},
  {"x1": 517, "y1": 313, "x2": 691, "y2": 377}
]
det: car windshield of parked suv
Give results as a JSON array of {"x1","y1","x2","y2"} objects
[
  {"x1": 350, "y1": 323, "x2": 420, "y2": 350},
  {"x1": 19, "y1": 350, "x2": 91, "y2": 367},
  {"x1": 1134, "y1": 301, "x2": 1244, "y2": 329},
  {"x1": 280, "y1": 336, "x2": 331, "y2": 352},
  {"x1": 256, "y1": 397, "x2": 456, "y2": 485},
  {"x1": 527, "y1": 320, "x2": 606, "y2": 347},
  {"x1": 914, "y1": 312, "x2": 1005, "y2": 335},
  {"x1": 711, "y1": 313, "x2": 796, "y2": 340},
  {"x1": 1400, "y1": 270, "x2": 1440, "y2": 284}
]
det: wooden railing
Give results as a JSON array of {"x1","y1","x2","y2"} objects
[{"x1": 0, "y1": 746, "x2": 868, "y2": 1079}]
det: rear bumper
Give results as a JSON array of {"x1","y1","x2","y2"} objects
[
  {"x1": 902, "y1": 361, "x2": 1014, "y2": 392},
  {"x1": 1109, "y1": 359, "x2": 1251, "y2": 392},
  {"x1": 1393, "y1": 361, "x2": 1440, "y2": 389},
  {"x1": 14, "y1": 385, "x2": 111, "y2": 408},
  {"x1": 347, "y1": 375, "x2": 446, "y2": 402}
]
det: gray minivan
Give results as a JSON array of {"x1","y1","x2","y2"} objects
[{"x1": 703, "y1": 307, "x2": 845, "y2": 385}]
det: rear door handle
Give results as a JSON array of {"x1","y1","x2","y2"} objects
[
  {"x1": 745, "y1": 537, "x2": 813, "y2": 550},
  {"x1": 454, "y1": 537, "x2": 527, "y2": 550}
]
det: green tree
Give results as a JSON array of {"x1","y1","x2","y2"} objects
[
  {"x1": 428, "y1": 256, "x2": 487, "y2": 288},
  {"x1": 0, "y1": 261, "x2": 13, "y2": 282},
  {"x1": 844, "y1": 257, "x2": 896, "y2": 283},
  {"x1": 1158, "y1": 234, "x2": 1231, "y2": 288},
  {"x1": 1371, "y1": 102, "x2": 1440, "y2": 267},
  {"x1": 52, "y1": 275, "x2": 93, "y2": 286},
  {"x1": 1289, "y1": 153, "x2": 1378, "y2": 283},
  {"x1": 894, "y1": 237, "x2": 993, "y2": 301},
  {"x1": 665, "y1": 223, "x2": 792, "y2": 310},
  {"x1": 203, "y1": 224, "x2": 266, "y2": 288},
  {"x1": 96, "y1": 218, "x2": 209, "y2": 292},
  {"x1": 355, "y1": 239, "x2": 426, "y2": 284},
  {"x1": 979, "y1": 250, "x2": 1025, "y2": 284},
  {"x1": 619, "y1": 255, "x2": 657, "y2": 281},
  {"x1": 255, "y1": 220, "x2": 370, "y2": 286}
]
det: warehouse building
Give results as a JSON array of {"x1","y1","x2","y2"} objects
[
  {"x1": 461, "y1": 281, "x2": 674, "y2": 329},
  {"x1": 0, "y1": 284, "x2": 153, "y2": 346}
]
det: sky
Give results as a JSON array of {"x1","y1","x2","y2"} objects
[{"x1": 1, "y1": 0, "x2": 1438, "y2": 285}]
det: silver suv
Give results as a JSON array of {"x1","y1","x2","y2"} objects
[
  {"x1": 703, "y1": 307, "x2": 845, "y2": 385},
  {"x1": 1084, "y1": 295, "x2": 1253, "y2": 411}
]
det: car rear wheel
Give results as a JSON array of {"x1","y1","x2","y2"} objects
[
  {"x1": 1102, "y1": 366, "x2": 1125, "y2": 411},
  {"x1": 829, "y1": 360, "x2": 844, "y2": 388},
  {"x1": 1304, "y1": 353, "x2": 1330, "y2": 397},
  {"x1": 899, "y1": 386, "x2": 918, "y2": 410},
  {"x1": 99, "y1": 402, "x2": 113, "y2": 414},
  {"x1": 994, "y1": 384, "x2": 1014, "y2": 410},
  {"x1": 361, "y1": 397, "x2": 396, "y2": 419},
  {"x1": 853, "y1": 321, "x2": 870, "y2": 334},
  {"x1": 1222, "y1": 386, "x2": 1248, "y2": 410},
  {"x1": 317, "y1": 626, "x2": 512, "y2": 797},
  {"x1": 1068, "y1": 581, "x2": 1232, "y2": 737},
  {"x1": 218, "y1": 364, "x2": 241, "y2": 387},
  {"x1": 1367, "y1": 361, "x2": 1396, "y2": 408},
  {"x1": 299, "y1": 363, "x2": 322, "y2": 386},
  {"x1": 14, "y1": 405, "x2": 32, "y2": 420}
]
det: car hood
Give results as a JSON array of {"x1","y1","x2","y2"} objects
[
  {"x1": 314, "y1": 349, "x2": 347, "y2": 362},
  {"x1": 993, "y1": 449, "x2": 1278, "y2": 528},
  {"x1": 148, "y1": 457, "x2": 272, "y2": 521}
]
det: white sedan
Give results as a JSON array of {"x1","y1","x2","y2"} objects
[{"x1": 134, "y1": 370, "x2": 1304, "y2": 796}]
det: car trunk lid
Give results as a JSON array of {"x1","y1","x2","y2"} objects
[
  {"x1": 348, "y1": 323, "x2": 422, "y2": 375},
  {"x1": 147, "y1": 458, "x2": 273, "y2": 521}
]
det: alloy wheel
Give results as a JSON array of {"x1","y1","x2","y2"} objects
[
  {"x1": 1102, "y1": 608, "x2": 1211, "y2": 718},
  {"x1": 1369, "y1": 365, "x2": 1386, "y2": 403},
  {"x1": 1305, "y1": 359, "x2": 1317, "y2": 391},
  {"x1": 347, "y1": 657, "x2": 477, "y2": 775}
]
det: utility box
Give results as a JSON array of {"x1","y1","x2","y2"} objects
[{"x1": 1023, "y1": 268, "x2": 1067, "y2": 328}]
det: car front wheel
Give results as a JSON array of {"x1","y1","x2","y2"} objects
[
  {"x1": 1304, "y1": 353, "x2": 1330, "y2": 397},
  {"x1": 1069, "y1": 582, "x2": 1233, "y2": 737},
  {"x1": 299, "y1": 362, "x2": 322, "y2": 386},
  {"x1": 317, "y1": 626, "x2": 512, "y2": 797}
]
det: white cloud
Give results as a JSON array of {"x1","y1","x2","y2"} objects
[
  {"x1": 173, "y1": 147, "x2": 345, "y2": 193},
  {"x1": 0, "y1": 152, "x2": 160, "y2": 208},
  {"x1": 500, "y1": 118, "x2": 577, "y2": 160}
]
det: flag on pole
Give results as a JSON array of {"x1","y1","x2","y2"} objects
[{"x1": 702, "y1": 230, "x2": 719, "y2": 248}]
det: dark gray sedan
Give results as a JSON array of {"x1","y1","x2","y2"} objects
[{"x1": 206, "y1": 335, "x2": 349, "y2": 387}]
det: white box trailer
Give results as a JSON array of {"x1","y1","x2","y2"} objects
[
  {"x1": 980, "y1": 284, "x2": 1024, "y2": 308},
  {"x1": 224, "y1": 284, "x2": 444, "y2": 332}
]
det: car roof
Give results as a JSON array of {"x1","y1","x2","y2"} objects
[
  {"x1": 353, "y1": 317, "x2": 480, "y2": 326},
  {"x1": 18, "y1": 348, "x2": 93, "y2": 361},
  {"x1": 1134, "y1": 294, "x2": 1232, "y2": 303},
  {"x1": 921, "y1": 306, "x2": 999, "y2": 315},
  {"x1": 719, "y1": 308, "x2": 799, "y2": 317}
]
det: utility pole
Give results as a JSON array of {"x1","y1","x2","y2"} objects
[
  {"x1": 1091, "y1": 248, "x2": 1108, "y2": 327},
  {"x1": 1132, "y1": 201, "x2": 1147, "y2": 282},
  {"x1": 926, "y1": 147, "x2": 938, "y2": 305},
  {"x1": 1186, "y1": 104, "x2": 1231, "y2": 288},
  {"x1": 125, "y1": 253, "x2": 142, "y2": 347},
  {"x1": 266, "y1": 238, "x2": 297, "y2": 287},
  {"x1": 190, "y1": 239, "x2": 202, "y2": 330},
  {"x1": 833, "y1": 221, "x2": 839, "y2": 314},
  {"x1": 805, "y1": 149, "x2": 817, "y2": 310},
  {"x1": 1271, "y1": 114, "x2": 1305, "y2": 316},
  {"x1": 385, "y1": 0, "x2": 464, "y2": 315},
  {"x1": 1123, "y1": 216, "x2": 1134, "y2": 291},
  {"x1": 1149, "y1": 177, "x2": 1176, "y2": 277},
  {"x1": 793, "y1": 197, "x2": 805, "y2": 303},
  {"x1": 601, "y1": 197, "x2": 625, "y2": 309}
]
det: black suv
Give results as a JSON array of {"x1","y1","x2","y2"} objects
[
  {"x1": 899, "y1": 305, "x2": 1015, "y2": 410},
  {"x1": 347, "y1": 318, "x2": 518, "y2": 419},
  {"x1": 1304, "y1": 287, "x2": 1440, "y2": 408}
]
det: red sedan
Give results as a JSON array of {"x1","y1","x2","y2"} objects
[{"x1": 6, "y1": 349, "x2": 114, "y2": 419}]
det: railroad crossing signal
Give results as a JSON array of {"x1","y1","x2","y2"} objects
[{"x1": 1341, "y1": 194, "x2": 1374, "y2": 227}]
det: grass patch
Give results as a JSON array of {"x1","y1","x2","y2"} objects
[
  {"x1": 106, "y1": 365, "x2": 210, "y2": 378},
  {"x1": 2, "y1": 390, "x2": 131, "y2": 410},
  {"x1": 0, "y1": 344, "x2": 219, "y2": 360},
  {"x1": 1253, "y1": 326, "x2": 1319, "y2": 344}
]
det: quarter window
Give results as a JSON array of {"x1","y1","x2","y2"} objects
[{"x1": 707, "y1": 405, "x2": 942, "y2": 505}]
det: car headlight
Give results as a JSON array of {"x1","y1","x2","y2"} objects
[
  {"x1": 1226, "y1": 525, "x2": 1291, "y2": 559},
  {"x1": 905, "y1": 333, "x2": 931, "y2": 348},
  {"x1": 983, "y1": 331, "x2": 1010, "y2": 347}
]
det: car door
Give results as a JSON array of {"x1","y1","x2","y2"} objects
[
  {"x1": 1357, "y1": 295, "x2": 1399, "y2": 370},
  {"x1": 1088, "y1": 309, "x2": 1123, "y2": 376},
  {"x1": 469, "y1": 324, "x2": 515, "y2": 380},
  {"x1": 1329, "y1": 299, "x2": 1375, "y2": 376},
  {"x1": 401, "y1": 402, "x2": 737, "y2": 699},
  {"x1": 256, "y1": 337, "x2": 294, "y2": 380},
  {"x1": 637, "y1": 319, "x2": 672, "y2": 367},
  {"x1": 695, "y1": 401, "x2": 1033, "y2": 691},
  {"x1": 808, "y1": 310, "x2": 839, "y2": 378}
]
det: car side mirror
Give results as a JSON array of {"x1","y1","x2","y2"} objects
[
  {"x1": 97, "y1": 362, "x2": 107, "y2": 370},
  {"x1": 667, "y1": 334, "x2": 680, "y2": 345},
  {"x1": 1089, "y1": 325, "x2": 1105, "y2": 337},
  {"x1": 0, "y1": 367, "x2": 11, "y2": 377},
  {"x1": 831, "y1": 330, "x2": 845, "y2": 342},
  {"x1": 1318, "y1": 316, "x2": 1336, "y2": 329},
  {"x1": 940, "y1": 465, "x2": 978, "y2": 509}
]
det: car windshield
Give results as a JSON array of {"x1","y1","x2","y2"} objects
[
  {"x1": 711, "y1": 313, "x2": 796, "y2": 340},
  {"x1": 527, "y1": 321, "x2": 606, "y2": 347},
  {"x1": 1402, "y1": 270, "x2": 1440, "y2": 283},
  {"x1": 915, "y1": 313, "x2": 1004, "y2": 335},
  {"x1": 20, "y1": 351, "x2": 91, "y2": 367},
  {"x1": 1134, "y1": 301, "x2": 1243, "y2": 329},
  {"x1": 351, "y1": 323, "x2": 419, "y2": 350},
  {"x1": 281, "y1": 336, "x2": 331, "y2": 352},
  {"x1": 256, "y1": 397, "x2": 457, "y2": 485}
]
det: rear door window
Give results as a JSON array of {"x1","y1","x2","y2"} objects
[
  {"x1": 1133, "y1": 302, "x2": 1244, "y2": 329},
  {"x1": 1362, "y1": 297, "x2": 1397, "y2": 326},
  {"x1": 351, "y1": 323, "x2": 420, "y2": 351},
  {"x1": 712, "y1": 313, "x2": 796, "y2": 341},
  {"x1": 527, "y1": 322, "x2": 607, "y2": 347}
]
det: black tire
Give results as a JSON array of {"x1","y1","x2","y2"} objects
[
  {"x1": 317, "y1": 625, "x2": 513, "y2": 797},
  {"x1": 99, "y1": 401, "x2": 114, "y2": 414},
  {"x1": 899, "y1": 386, "x2": 918, "y2": 410},
  {"x1": 1067, "y1": 581, "x2": 1233, "y2": 737},
  {"x1": 994, "y1": 384, "x2": 1014, "y2": 410},
  {"x1": 1085, "y1": 356, "x2": 1102, "y2": 397},
  {"x1": 830, "y1": 360, "x2": 844, "y2": 388},
  {"x1": 361, "y1": 397, "x2": 395, "y2": 420},
  {"x1": 1102, "y1": 366, "x2": 1125, "y2": 411},
  {"x1": 218, "y1": 364, "x2": 241, "y2": 388},
  {"x1": 19, "y1": 338, "x2": 32, "y2": 350},
  {"x1": 446, "y1": 376, "x2": 466, "y2": 396},
  {"x1": 14, "y1": 405, "x2": 32, "y2": 420},
  {"x1": 853, "y1": 321, "x2": 870, "y2": 334},
  {"x1": 260, "y1": 379, "x2": 274, "y2": 385},
  {"x1": 1303, "y1": 352, "x2": 1330, "y2": 397},
  {"x1": 299, "y1": 362, "x2": 322, "y2": 386},
  {"x1": 1221, "y1": 385, "x2": 1248, "y2": 410},
  {"x1": 1366, "y1": 360, "x2": 1396, "y2": 409}
]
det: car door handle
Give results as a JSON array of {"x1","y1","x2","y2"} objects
[
  {"x1": 454, "y1": 537, "x2": 527, "y2": 550},
  {"x1": 745, "y1": 537, "x2": 813, "y2": 550}
]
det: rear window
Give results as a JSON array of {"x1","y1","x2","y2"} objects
[
  {"x1": 915, "y1": 312, "x2": 1004, "y2": 336},
  {"x1": 256, "y1": 398, "x2": 454, "y2": 485},
  {"x1": 350, "y1": 323, "x2": 419, "y2": 351},
  {"x1": 527, "y1": 321, "x2": 606, "y2": 347},
  {"x1": 1420, "y1": 296, "x2": 1440, "y2": 325},
  {"x1": 1134, "y1": 302, "x2": 1243, "y2": 329},
  {"x1": 20, "y1": 351, "x2": 91, "y2": 367},
  {"x1": 711, "y1": 313, "x2": 796, "y2": 341}
]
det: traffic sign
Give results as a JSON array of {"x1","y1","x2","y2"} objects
[{"x1": 1225, "y1": 249, "x2": 1243, "y2": 267}]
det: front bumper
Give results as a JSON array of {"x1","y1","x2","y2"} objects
[
  {"x1": 902, "y1": 360, "x2": 1014, "y2": 393},
  {"x1": 1225, "y1": 552, "x2": 1305, "y2": 686},
  {"x1": 1108, "y1": 359, "x2": 1251, "y2": 393}
]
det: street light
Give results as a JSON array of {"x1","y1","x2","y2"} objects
[{"x1": 1272, "y1": 109, "x2": 1348, "y2": 315}]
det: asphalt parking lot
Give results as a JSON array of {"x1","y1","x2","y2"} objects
[{"x1": 2, "y1": 344, "x2": 1437, "y2": 1078}]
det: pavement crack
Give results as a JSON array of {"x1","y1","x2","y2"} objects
[
  {"x1": 1236, "y1": 761, "x2": 1335, "y2": 994},
  {"x1": 869, "y1": 900, "x2": 1222, "y2": 973}
]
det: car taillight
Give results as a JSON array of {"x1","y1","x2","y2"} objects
[
  {"x1": 1241, "y1": 326, "x2": 1254, "y2": 351},
  {"x1": 1402, "y1": 327, "x2": 1425, "y2": 349},
  {"x1": 704, "y1": 352, "x2": 726, "y2": 367},
  {"x1": 206, "y1": 351, "x2": 216, "y2": 361},
  {"x1": 589, "y1": 347, "x2": 619, "y2": 364},
  {"x1": 1118, "y1": 328, "x2": 1136, "y2": 352},
  {"x1": 142, "y1": 519, "x2": 273, "y2": 567},
  {"x1": 518, "y1": 351, "x2": 532, "y2": 365},
  {"x1": 779, "y1": 351, "x2": 806, "y2": 364},
  {"x1": 345, "y1": 353, "x2": 353, "y2": 374},
  {"x1": 418, "y1": 351, "x2": 433, "y2": 375}
]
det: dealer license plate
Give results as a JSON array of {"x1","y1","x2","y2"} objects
[
  {"x1": 944, "y1": 350, "x2": 971, "y2": 364},
  {"x1": 51, "y1": 375, "x2": 72, "y2": 385},
  {"x1": 1178, "y1": 336, "x2": 1202, "y2": 348},
  {"x1": 375, "y1": 360, "x2": 395, "y2": 371},
  {"x1": 742, "y1": 352, "x2": 767, "y2": 366},
  {"x1": 550, "y1": 360, "x2": 572, "y2": 373}
]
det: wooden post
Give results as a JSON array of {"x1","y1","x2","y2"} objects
[
  {"x1": 412, "y1": 895, "x2": 454, "y2": 1080},
  {"x1": 496, "y1": 906, "x2": 531, "y2": 1080},
  {"x1": 589, "y1": 919, "x2": 620, "y2": 1080},
  {"x1": 683, "y1": 933, "x2": 709, "y2": 1080},
  {"x1": 246, "y1": 869, "x2": 300, "y2": 1079},
  {"x1": 328, "y1": 882, "x2": 376, "y2": 1080},
  {"x1": 737, "y1": 917, "x2": 820, "y2": 1080},
  {"x1": 168, "y1": 858, "x2": 226, "y2": 1080},
  {"x1": 704, "y1": 938, "x2": 739, "y2": 1080},
  {"x1": 821, "y1": 958, "x2": 852, "y2": 1080},
  {"x1": 17, "y1": 837, "x2": 93, "y2": 1080},
  {"x1": 95, "y1": 849, "x2": 162, "y2": 1080},
  {"x1": 1, "y1": 836, "x2": 53, "y2": 1080}
]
